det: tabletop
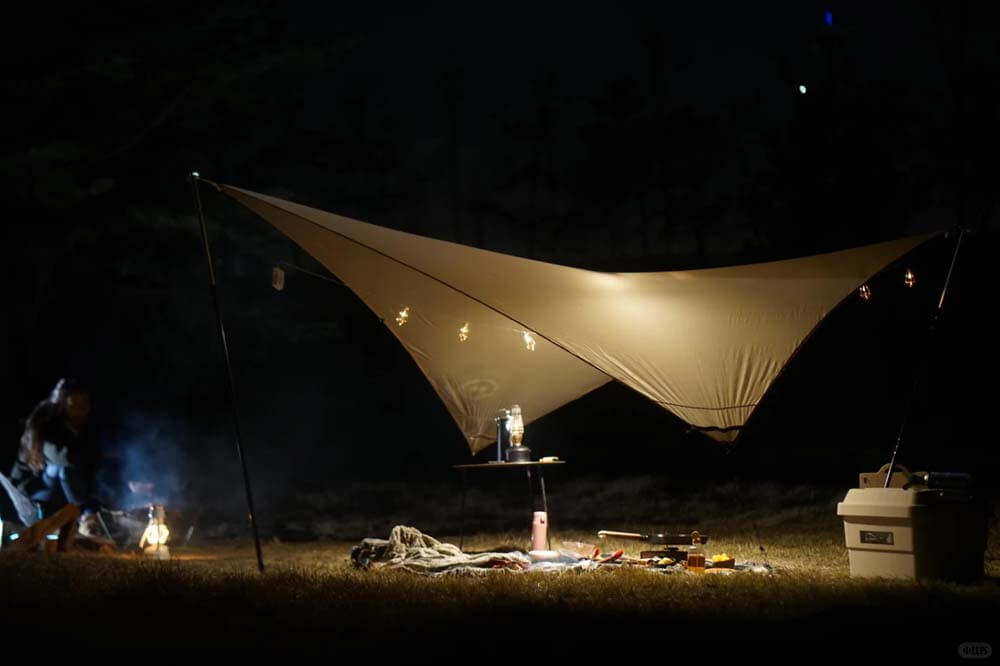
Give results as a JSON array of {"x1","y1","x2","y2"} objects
[{"x1": 451, "y1": 460, "x2": 566, "y2": 469}]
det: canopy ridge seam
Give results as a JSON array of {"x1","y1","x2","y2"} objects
[{"x1": 219, "y1": 185, "x2": 625, "y2": 383}]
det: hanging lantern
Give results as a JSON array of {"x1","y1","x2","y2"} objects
[
  {"x1": 523, "y1": 331, "x2": 536, "y2": 351},
  {"x1": 904, "y1": 269, "x2": 916, "y2": 288},
  {"x1": 138, "y1": 504, "x2": 170, "y2": 560},
  {"x1": 459, "y1": 323, "x2": 469, "y2": 342},
  {"x1": 859, "y1": 284, "x2": 872, "y2": 301},
  {"x1": 395, "y1": 306, "x2": 409, "y2": 327},
  {"x1": 271, "y1": 266, "x2": 286, "y2": 291}
]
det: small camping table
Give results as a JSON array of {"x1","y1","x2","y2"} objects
[{"x1": 451, "y1": 460, "x2": 565, "y2": 551}]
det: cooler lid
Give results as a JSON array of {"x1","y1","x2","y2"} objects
[{"x1": 836, "y1": 488, "x2": 923, "y2": 519}]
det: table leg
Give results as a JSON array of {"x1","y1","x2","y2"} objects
[
  {"x1": 526, "y1": 467, "x2": 534, "y2": 518},
  {"x1": 459, "y1": 469, "x2": 467, "y2": 551},
  {"x1": 539, "y1": 468, "x2": 550, "y2": 550}
]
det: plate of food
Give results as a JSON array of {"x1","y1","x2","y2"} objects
[{"x1": 710, "y1": 553, "x2": 735, "y2": 568}]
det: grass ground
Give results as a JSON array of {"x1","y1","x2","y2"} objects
[{"x1": 2, "y1": 487, "x2": 998, "y2": 658}]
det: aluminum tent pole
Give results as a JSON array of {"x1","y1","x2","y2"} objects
[
  {"x1": 884, "y1": 227, "x2": 966, "y2": 488},
  {"x1": 189, "y1": 172, "x2": 266, "y2": 572}
]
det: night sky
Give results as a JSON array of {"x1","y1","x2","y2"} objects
[{"x1": 5, "y1": 1, "x2": 999, "y2": 519}]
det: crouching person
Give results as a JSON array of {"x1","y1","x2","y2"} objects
[{"x1": 11, "y1": 378, "x2": 113, "y2": 543}]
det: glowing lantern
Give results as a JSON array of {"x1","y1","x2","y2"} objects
[
  {"x1": 505, "y1": 404, "x2": 531, "y2": 462},
  {"x1": 271, "y1": 266, "x2": 286, "y2": 291},
  {"x1": 138, "y1": 504, "x2": 170, "y2": 560},
  {"x1": 523, "y1": 331, "x2": 536, "y2": 351},
  {"x1": 395, "y1": 307, "x2": 409, "y2": 327},
  {"x1": 859, "y1": 284, "x2": 872, "y2": 301},
  {"x1": 459, "y1": 323, "x2": 469, "y2": 342},
  {"x1": 508, "y1": 404, "x2": 525, "y2": 446},
  {"x1": 904, "y1": 269, "x2": 916, "y2": 288}
]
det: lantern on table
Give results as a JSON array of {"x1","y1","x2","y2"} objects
[{"x1": 506, "y1": 404, "x2": 531, "y2": 462}]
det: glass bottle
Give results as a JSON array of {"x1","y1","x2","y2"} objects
[{"x1": 687, "y1": 530, "x2": 706, "y2": 573}]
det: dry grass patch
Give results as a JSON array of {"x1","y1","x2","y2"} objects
[{"x1": 1, "y1": 491, "x2": 996, "y2": 655}]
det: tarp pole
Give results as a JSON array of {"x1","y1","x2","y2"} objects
[
  {"x1": 189, "y1": 172, "x2": 266, "y2": 572},
  {"x1": 885, "y1": 227, "x2": 966, "y2": 488}
]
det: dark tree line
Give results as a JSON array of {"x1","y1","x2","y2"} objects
[{"x1": 4, "y1": 1, "x2": 998, "y2": 485}]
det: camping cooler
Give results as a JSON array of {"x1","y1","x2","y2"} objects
[{"x1": 837, "y1": 488, "x2": 989, "y2": 582}]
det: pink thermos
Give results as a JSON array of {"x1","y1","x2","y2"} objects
[{"x1": 531, "y1": 511, "x2": 548, "y2": 551}]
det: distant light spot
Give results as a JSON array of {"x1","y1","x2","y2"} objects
[
  {"x1": 824, "y1": 10, "x2": 833, "y2": 27},
  {"x1": 799, "y1": 85, "x2": 808, "y2": 94}
]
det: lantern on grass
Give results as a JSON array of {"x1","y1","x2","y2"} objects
[
  {"x1": 904, "y1": 269, "x2": 916, "y2": 288},
  {"x1": 138, "y1": 504, "x2": 170, "y2": 560}
]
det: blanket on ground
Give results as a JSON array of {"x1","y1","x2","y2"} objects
[
  {"x1": 351, "y1": 525, "x2": 531, "y2": 575},
  {"x1": 351, "y1": 526, "x2": 774, "y2": 577}
]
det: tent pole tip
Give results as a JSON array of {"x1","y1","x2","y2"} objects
[{"x1": 189, "y1": 171, "x2": 222, "y2": 191}]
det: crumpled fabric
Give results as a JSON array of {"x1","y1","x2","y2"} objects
[
  {"x1": 351, "y1": 525, "x2": 531, "y2": 575},
  {"x1": 0, "y1": 471, "x2": 41, "y2": 526}
]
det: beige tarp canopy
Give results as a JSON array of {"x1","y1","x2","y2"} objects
[{"x1": 210, "y1": 181, "x2": 937, "y2": 453}]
